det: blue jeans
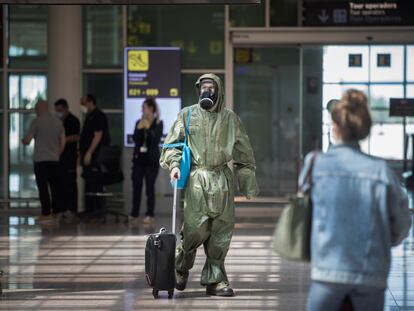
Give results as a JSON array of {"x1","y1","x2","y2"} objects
[{"x1": 307, "y1": 281, "x2": 385, "y2": 311}]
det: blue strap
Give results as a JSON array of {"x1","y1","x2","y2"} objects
[
  {"x1": 163, "y1": 142, "x2": 185, "y2": 148},
  {"x1": 163, "y1": 109, "x2": 191, "y2": 149},
  {"x1": 183, "y1": 109, "x2": 191, "y2": 145}
]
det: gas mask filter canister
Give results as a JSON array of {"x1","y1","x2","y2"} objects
[{"x1": 199, "y1": 91, "x2": 215, "y2": 110}]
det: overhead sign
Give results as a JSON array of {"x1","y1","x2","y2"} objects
[
  {"x1": 0, "y1": 0, "x2": 260, "y2": 3},
  {"x1": 389, "y1": 98, "x2": 414, "y2": 117},
  {"x1": 304, "y1": 1, "x2": 414, "y2": 26},
  {"x1": 124, "y1": 47, "x2": 181, "y2": 147}
]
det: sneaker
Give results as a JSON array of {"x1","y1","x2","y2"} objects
[
  {"x1": 37, "y1": 214, "x2": 55, "y2": 224},
  {"x1": 128, "y1": 216, "x2": 140, "y2": 226},
  {"x1": 143, "y1": 216, "x2": 154, "y2": 224},
  {"x1": 62, "y1": 211, "x2": 76, "y2": 222},
  {"x1": 53, "y1": 212, "x2": 63, "y2": 222},
  {"x1": 206, "y1": 281, "x2": 234, "y2": 297}
]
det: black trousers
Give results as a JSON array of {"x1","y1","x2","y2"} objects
[
  {"x1": 131, "y1": 163, "x2": 159, "y2": 217},
  {"x1": 60, "y1": 161, "x2": 78, "y2": 213},
  {"x1": 83, "y1": 157, "x2": 104, "y2": 217},
  {"x1": 34, "y1": 161, "x2": 62, "y2": 216}
]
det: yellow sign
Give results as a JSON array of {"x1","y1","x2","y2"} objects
[
  {"x1": 170, "y1": 88, "x2": 179, "y2": 97},
  {"x1": 128, "y1": 50, "x2": 149, "y2": 71}
]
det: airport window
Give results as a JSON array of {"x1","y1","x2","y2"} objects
[
  {"x1": 323, "y1": 46, "x2": 369, "y2": 83},
  {"x1": 9, "y1": 112, "x2": 37, "y2": 198},
  {"x1": 370, "y1": 84, "x2": 404, "y2": 112},
  {"x1": 8, "y1": 74, "x2": 47, "y2": 199},
  {"x1": 9, "y1": 74, "x2": 47, "y2": 109},
  {"x1": 127, "y1": 5, "x2": 225, "y2": 69},
  {"x1": 83, "y1": 73, "x2": 123, "y2": 109},
  {"x1": 8, "y1": 5, "x2": 48, "y2": 69},
  {"x1": 323, "y1": 45, "x2": 410, "y2": 160},
  {"x1": 83, "y1": 6, "x2": 123, "y2": 68},
  {"x1": 407, "y1": 84, "x2": 414, "y2": 97},
  {"x1": 270, "y1": 0, "x2": 298, "y2": 26},
  {"x1": 230, "y1": 3, "x2": 265, "y2": 27},
  {"x1": 370, "y1": 46, "x2": 403, "y2": 83},
  {"x1": 407, "y1": 46, "x2": 414, "y2": 82},
  {"x1": 106, "y1": 113, "x2": 123, "y2": 147}
]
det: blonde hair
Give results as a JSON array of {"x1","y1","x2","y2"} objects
[{"x1": 331, "y1": 89, "x2": 372, "y2": 142}]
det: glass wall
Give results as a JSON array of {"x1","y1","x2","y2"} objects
[
  {"x1": 9, "y1": 112, "x2": 37, "y2": 198},
  {"x1": 9, "y1": 74, "x2": 47, "y2": 198},
  {"x1": 127, "y1": 5, "x2": 225, "y2": 69},
  {"x1": 4, "y1": 5, "x2": 49, "y2": 203},
  {"x1": 0, "y1": 72, "x2": 3, "y2": 197},
  {"x1": 82, "y1": 74, "x2": 123, "y2": 109},
  {"x1": 9, "y1": 5, "x2": 47, "y2": 68},
  {"x1": 230, "y1": 3, "x2": 265, "y2": 27},
  {"x1": 234, "y1": 47, "x2": 300, "y2": 195},
  {"x1": 83, "y1": 5, "x2": 123, "y2": 68},
  {"x1": 0, "y1": 113, "x2": 3, "y2": 198},
  {"x1": 322, "y1": 45, "x2": 412, "y2": 160}
]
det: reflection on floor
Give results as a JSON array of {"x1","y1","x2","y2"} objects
[{"x1": 0, "y1": 207, "x2": 412, "y2": 311}]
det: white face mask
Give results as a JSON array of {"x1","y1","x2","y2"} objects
[
  {"x1": 55, "y1": 112, "x2": 64, "y2": 119},
  {"x1": 329, "y1": 126, "x2": 341, "y2": 145},
  {"x1": 81, "y1": 106, "x2": 88, "y2": 114}
]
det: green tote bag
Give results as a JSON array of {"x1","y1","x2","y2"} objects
[{"x1": 272, "y1": 153, "x2": 317, "y2": 262}]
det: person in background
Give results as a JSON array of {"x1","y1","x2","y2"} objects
[
  {"x1": 22, "y1": 100, "x2": 65, "y2": 223},
  {"x1": 79, "y1": 94, "x2": 110, "y2": 220},
  {"x1": 54, "y1": 98, "x2": 80, "y2": 221},
  {"x1": 300, "y1": 89, "x2": 412, "y2": 311},
  {"x1": 130, "y1": 97, "x2": 163, "y2": 225}
]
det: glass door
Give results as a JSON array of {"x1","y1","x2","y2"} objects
[{"x1": 233, "y1": 47, "x2": 302, "y2": 196}]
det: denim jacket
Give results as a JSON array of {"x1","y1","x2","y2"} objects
[{"x1": 299, "y1": 143, "x2": 412, "y2": 288}]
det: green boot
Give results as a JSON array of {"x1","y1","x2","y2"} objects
[
  {"x1": 206, "y1": 281, "x2": 234, "y2": 297},
  {"x1": 175, "y1": 270, "x2": 189, "y2": 291}
]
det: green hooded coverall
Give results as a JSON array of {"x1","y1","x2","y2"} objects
[{"x1": 160, "y1": 73, "x2": 259, "y2": 286}]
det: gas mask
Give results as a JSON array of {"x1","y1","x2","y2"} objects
[{"x1": 199, "y1": 91, "x2": 216, "y2": 111}]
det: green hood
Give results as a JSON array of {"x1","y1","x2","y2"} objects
[{"x1": 195, "y1": 73, "x2": 224, "y2": 113}]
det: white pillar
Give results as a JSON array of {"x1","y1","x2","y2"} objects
[
  {"x1": 47, "y1": 5, "x2": 82, "y2": 116},
  {"x1": 48, "y1": 5, "x2": 83, "y2": 212}
]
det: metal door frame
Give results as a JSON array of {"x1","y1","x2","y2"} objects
[{"x1": 225, "y1": 24, "x2": 414, "y2": 157}]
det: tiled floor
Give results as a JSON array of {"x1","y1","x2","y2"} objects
[{"x1": 0, "y1": 207, "x2": 412, "y2": 311}]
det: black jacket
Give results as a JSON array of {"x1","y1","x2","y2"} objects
[{"x1": 132, "y1": 118, "x2": 163, "y2": 166}]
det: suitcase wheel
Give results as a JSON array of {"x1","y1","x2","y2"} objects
[
  {"x1": 152, "y1": 289, "x2": 159, "y2": 299},
  {"x1": 168, "y1": 289, "x2": 174, "y2": 299}
]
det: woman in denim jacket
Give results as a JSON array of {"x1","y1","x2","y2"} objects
[{"x1": 300, "y1": 89, "x2": 412, "y2": 311}]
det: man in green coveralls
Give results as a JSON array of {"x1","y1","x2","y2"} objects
[{"x1": 160, "y1": 73, "x2": 259, "y2": 297}]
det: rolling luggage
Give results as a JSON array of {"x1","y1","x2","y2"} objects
[{"x1": 145, "y1": 182, "x2": 178, "y2": 299}]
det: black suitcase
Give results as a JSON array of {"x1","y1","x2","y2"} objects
[{"x1": 145, "y1": 182, "x2": 178, "y2": 299}]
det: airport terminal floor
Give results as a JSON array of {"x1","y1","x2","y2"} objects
[{"x1": 0, "y1": 203, "x2": 412, "y2": 311}]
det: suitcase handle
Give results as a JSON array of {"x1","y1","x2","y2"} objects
[{"x1": 172, "y1": 180, "x2": 178, "y2": 235}]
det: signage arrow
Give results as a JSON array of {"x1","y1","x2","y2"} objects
[{"x1": 318, "y1": 9, "x2": 330, "y2": 23}]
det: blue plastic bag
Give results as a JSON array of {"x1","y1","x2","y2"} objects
[{"x1": 163, "y1": 110, "x2": 191, "y2": 189}]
